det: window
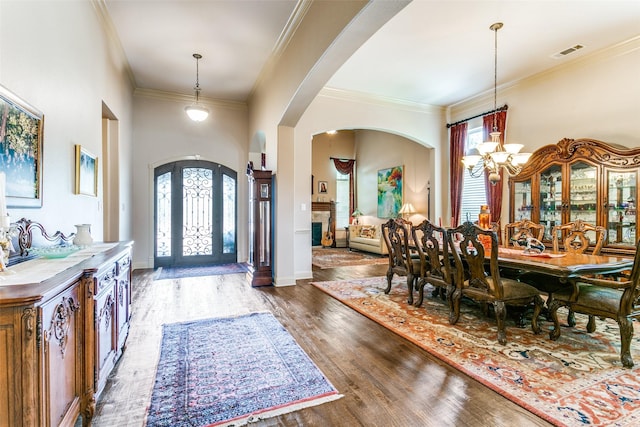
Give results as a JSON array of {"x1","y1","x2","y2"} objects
[
  {"x1": 459, "y1": 127, "x2": 487, "y2": 223},
  {"x1": 335, "y1": 170, "x2": 350, "y2": 228}
]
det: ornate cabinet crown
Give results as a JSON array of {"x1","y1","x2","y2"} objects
[{"x1": 509, "y1": 138, "x2": 640, "y2": 254}]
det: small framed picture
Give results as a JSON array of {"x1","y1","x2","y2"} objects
[
  {"x1": 318, "y1": 181, "x2": 328, "y2": 194},
  {"x1": 75, "y1": 145, "x2": 98, "y2": 196}
]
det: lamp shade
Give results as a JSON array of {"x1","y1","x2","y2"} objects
[
  {"x1": 398, "y1": 203, "x2": 416, "y2": 215},
  {"x1": 185, "y1": 104, "x2": 209, "y2": 122},
  {"x1": 351, "y1": 209, "x2": 363, "y2": 217}
]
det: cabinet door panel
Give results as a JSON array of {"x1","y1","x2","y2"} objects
[
  {"x1": 539, "y1": 164, "x2": 563, "y2": 241},
  {"x1": 569, "y1": 161, "x2": 598, "y2": 224},
  {"x1": 606, "y1": 170, "x2": 637, "y2": 246},
  {"x1": 95, "y1": 285, "x2": 117, "y2": 397},
  {"x1": 41, "y1": 284, "x2": 82, "y2": 427}
]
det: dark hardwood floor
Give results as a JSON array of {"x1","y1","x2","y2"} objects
[{"x1": 89, "y1": 261, "x2": 552, "y2": 427}]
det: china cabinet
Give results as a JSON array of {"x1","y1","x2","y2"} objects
[
  {"x1": 509, "y1": 138, "x2": 640, "y2": 255},
  {"x1": 247, "y1": 169, "x2": 273, "y2": 286}
]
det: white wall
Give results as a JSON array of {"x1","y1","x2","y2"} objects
[
  {"x1": 0, "y1": 1, "x2": 133, "y2": 243},
  {"x1": 131, "y1": 93, "x2": 248, "y2": 269},
  {"x1": 355, "y1": 130, "x2": 431, "y2": 226}
]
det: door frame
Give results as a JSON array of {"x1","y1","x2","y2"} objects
[{"x1": 153, "y1": 159, "x2": 237, "y2": 268}]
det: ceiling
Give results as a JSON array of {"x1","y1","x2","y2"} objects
[{"x1": 103, "y1": 0, "x2": 640, "y2": 108}]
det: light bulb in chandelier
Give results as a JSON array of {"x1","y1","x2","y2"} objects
[
  {"x1": 185, "y1": 53, "x2": 209, "y2": 122},
  {"x1": 461, "y1": 23, "x2": 531, "y2": 184}
]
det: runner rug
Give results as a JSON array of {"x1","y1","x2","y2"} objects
[
  {"x1": 155, "y1": 263, "x2": 249, "y2": 280},
  {"x1": 312, "y1": 247, "x2": 388, "y2": 269},
  {"x1": 312, "y1": 276, "x2": 640, "y2": 427},
  {"x1": 145, "y1": 312, "x2": 342, "y2": 427}
]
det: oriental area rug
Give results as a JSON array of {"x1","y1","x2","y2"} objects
[
  {"x1": 155, "y1": 262, "x2": 249, "y2": 280},
  {"x1": 312, "y1": 276, "x2": 640, "y2": 427},
  {"x1": 312, "y1": 247, "x2": 388, "y2": 269},
  {"x1": 145, "y1": 312, "x2": 341, "y2": 427}
]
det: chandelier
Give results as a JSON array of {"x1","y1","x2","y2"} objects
[
  {"x1": 462, "y1": 23, "x2": 531, "y2": 185},
  {"x1": 185, "y1": 53, "x2": 209, "y2": 122}
]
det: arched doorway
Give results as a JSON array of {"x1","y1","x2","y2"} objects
[{"x1": 153, "y1": 160, "x2": 237, "y2": 268}]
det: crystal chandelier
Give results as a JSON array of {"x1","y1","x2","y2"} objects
[
  {"x1": 185, "y1": 53, "x2": 209, "y2": 122},
  {"x1": 462, "y1": 23, "x2": 531, "y2": 185}
]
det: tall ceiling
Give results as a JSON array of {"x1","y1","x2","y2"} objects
[{"x1": 103, "y1": 0, "x2": 640, "y2": 108}]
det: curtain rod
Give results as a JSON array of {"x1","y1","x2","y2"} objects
[
  {"x1": 446, "y1": 104, "x2": 508, "y2": 128},
  {"x1": 330, "y1": 157, "x2": 356, "y2": 161}
]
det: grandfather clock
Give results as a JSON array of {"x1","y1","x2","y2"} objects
[{"x1": 247, "y1": 168, "x2": 273, "y2": 286}]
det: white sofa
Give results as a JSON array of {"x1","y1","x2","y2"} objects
[{"x1": 348, "y1": 224, "x2": 388, "y2": 255}]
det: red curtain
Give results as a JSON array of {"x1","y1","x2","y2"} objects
[
  {"x1": 482, "y1": 110, "x2": 507, "y2": 224},
  {"x1": 332, "y1": 158, "x2": 356, "y2": 222},
  {"x1": 449, "y1": 122, "x2": 467, "y2": 227}
]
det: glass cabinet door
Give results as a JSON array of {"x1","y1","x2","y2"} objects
[
  {"x1": 539, "y1": 164, "x2": 562, "y2": 241},
  {"x1": 569, "y1": 161, "x2": 598, "y2": 224},
  {"x1": 606, "y1": 170, "x2": 637, "y2": 246},
  {"x1": 514, "y1": 180, "x2": 533, "y2": 221}
]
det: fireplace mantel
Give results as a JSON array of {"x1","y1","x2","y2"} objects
[{"x1": 312, "y1": 201, "x2": 336, "y2": 247}]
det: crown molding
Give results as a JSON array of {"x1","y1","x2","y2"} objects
[
  {"x1": 134, "y1": 88, "x2": 247, "y2": 111},
  {"x1": 318, "y1": 87, "x2": 444, "y2": 115},
  {"x1": 91, "y1": 0, "x2": 136, "y2": 88}
]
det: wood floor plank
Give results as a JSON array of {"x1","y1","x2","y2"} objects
[{"x1": 87, "y1": 263, "x2": 552, "y2": 427}]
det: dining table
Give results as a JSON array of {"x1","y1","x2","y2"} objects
[{"x1": 495, "y1": 246, "x2": 634, "y2": 281}]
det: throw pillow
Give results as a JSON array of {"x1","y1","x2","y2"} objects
[{"x1": 360, "y1": 226, "x2": 375, "y2": 239}]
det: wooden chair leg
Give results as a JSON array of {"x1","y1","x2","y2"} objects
[
  {"x1": 415, "y1": 278, "x2": 425, "y2": 307},
  {"x1": 406, "y1": 274, "x2": 414, "y2": 305},
  {"x1": 384, "y1": 271, "x2": 393, "y2": 294},
  {"x1": 531, "y1": 295, "x2": 544, "y2": 335},
  {"x1": 618, "y1": 316, "x2": 634, "y2": 368},
  {"x1": 494, "y1": 301, "x2": 507, "y2": 345},
  {"x1": 548, "y1": 299, "x2": 562, "y2": 341},
  {"x1": 449, "y1": 290, "x2": 461, "y2": 325},
  {"x1": 586, "y1": 315, "x2": 596, "y2": 333}
]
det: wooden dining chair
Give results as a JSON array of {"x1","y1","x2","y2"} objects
[
  {"x1": 501, "y1": 219, "x2": 546, "y2": 280},
  {"x1": 381, "y1": 218, "x2": 421, "y2": 305},
  {"x1": 552, "y1": 219, "x2": 606, "y2": 255},
  {"x1": 447, "y1": 221, "x2": 543, "y2": 345},
  {"x1": 410, "y1": 220, "x2": 453, "y2": 308},
  {"x1": 548, "y1": 239, "x2": 640, "y2": 368},
  {"x1": 505, "y1": 219, "x2": 545, "y2": 245}
]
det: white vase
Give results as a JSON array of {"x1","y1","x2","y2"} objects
[{"x1": 73, "y1": 224, "x2": 93, "y2": 247}]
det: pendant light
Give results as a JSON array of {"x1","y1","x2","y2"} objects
[
  {"x1": 185, "y1": 53, "x2": 209, "y2": 122},
  {"x1": 461, "y1": 23, "x2": 531, "y2": 184}
]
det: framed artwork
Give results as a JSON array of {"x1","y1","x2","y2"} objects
[
  {"x1": 75, "y1": 145, "x2": 98, "y2": 196},
  {"x1": 377, "y1": 165, "x2": 403, "y2": 218},
  {"x1": 318, "y1": 181, "x2": 328, "y2": 194},
  {"x1": 0, "y1": 85, "x2": 44, "y2": 208}
]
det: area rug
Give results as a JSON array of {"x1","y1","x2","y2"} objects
[
  {"x1": 155, "y1": 263, "x2": 249, "y2": 280},
  {"x1": 312, "y1": 276, "x2": 640, "y2": 427},
  {"x1": 312, "y1": 247, "x2": 388, "y2": 269},
  {"x1": 145, "y1": 312, "x2": 342, "y2": 427}
]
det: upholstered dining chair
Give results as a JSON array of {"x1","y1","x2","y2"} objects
[
  {"x1": 447, "y1": 221, "x2": 544, "y2": 345},
  {"x1": 548, "y1": 238, "x2": 640, "y2": 368},
  {"x1": 410, "y1": 220, "x2": 453, "y2": 308},
  {"x1": 382, "y1": 218, "x2": 421, "y2": 305}
]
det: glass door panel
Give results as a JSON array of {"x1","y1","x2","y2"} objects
[
  {"x1": 539, "y1": 165, "x2": 562, "y2": 241},
  {"x1": 607, "y1": 170, "x2": 637, "y2": 245},
  {"x1": 514, "y1": 180, "x2": 532, "y2": 221},
  {"x1": 182, "y1": 167, "x2": 213, "y2": 256},
  {"x1": 569, "y1": 161, "x2": 597, "y2": 224}
]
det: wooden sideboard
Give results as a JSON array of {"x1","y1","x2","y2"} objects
[{"x1": 0, "y1": 241, "x2": 133, "y2": 426}]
